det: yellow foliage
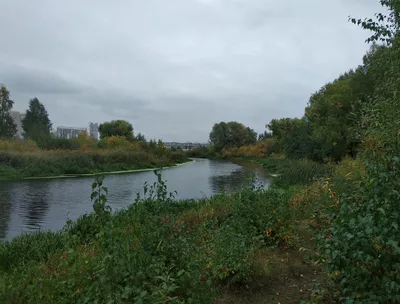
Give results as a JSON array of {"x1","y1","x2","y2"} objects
[
  {"x1": 289, "y1": 182, "x2": 326, "y2": 210},
  {"x1": 0, "y1": 139, "x2": 39, "y2": 152},
  {"x1": 334, "y1": 157, "x2": 365, "y2": 180},
  {"x1": 71, "y1": 131, "x2": 97, "y2": 151},
  {"x1": 222, "y1": 138, "x2": 276, "y2": 158}
]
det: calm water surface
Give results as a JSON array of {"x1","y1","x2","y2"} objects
[{"x1": 0, "y1": 159, "x2": 270, "y2": 240}]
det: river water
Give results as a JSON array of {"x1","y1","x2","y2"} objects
[{"x1": 0, "y1": 159, "x2": 270, "y2": 241}]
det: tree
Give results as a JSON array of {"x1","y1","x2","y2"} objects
[
  {"x1": 268, "y1": 117, "x2": 316, "y2": 159},
  {"x1": 316, "y1": 4, "x2": 400, "y2": 302},
  {"x1": 0, "y1": 85, "x2": 17, "y2": 138},
  {"x1": 22, "y1": 98, "x2": 52, "y2": 143},
  {"x1": 98, "y1": 120, "x2": 134, "y2": 141},
  {"x1": 304, "y1": 67, "x2": 376, "y2": 161},
  {"x1": 305, "y1": 74, "x2": 356, "y2": 161},
  {"x1": 136, "y1": 132, "x2": 146, "y2": 142},
  {"x1": 349, "y1": 0, "x2": 400, "y2": 45},
  {"x1": 209, "y1": 121, "x2": 257, "y2": 150}
]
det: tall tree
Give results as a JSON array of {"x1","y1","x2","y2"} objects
[
  {"x1": 22, "y1": 98, "x2": 52, "y2": 143},
  {"x1": 268, "y1": 117, "x2": 316, "y2": 159},
  {"x1": 305, "y1": 72, "x2": 360, "y2": 161},
  {"x1": 0, "y1": 85, "x2": 17, "y2": 138},
  {"x1": 209, "y1": 121, "x2": 257, "y2": 150},
  {"x1": 98, "y1": 120, "x2": 134, "y2": 141},
  {"x1": 316, "y1": 3, "x2": 400, "y2": 302}
]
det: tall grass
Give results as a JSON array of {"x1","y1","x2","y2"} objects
[
  {"x1": 0, "y1": 231, "x2": 66, "y2": 272},
  {"x1": 273, "y1": 159, "x2": 333, "y2": 187},
  {"x1": 0, "y1": 139, "x2": 188, "y2": 179}
]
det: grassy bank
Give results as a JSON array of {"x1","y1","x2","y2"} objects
[
  {"x1": 232, "y1": 157, "x2": 333, "y2": 185},
  {"x1": 0, "y1": 140, "x2": 188, "y2": 180},
  {"x1": 1, "y1": 156, "x2": 392, "y2": 303},
  {"x1": 0, "y1": 159, "x2": 337, "y2": 303}
]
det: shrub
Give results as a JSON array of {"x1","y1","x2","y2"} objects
[
  {"x1": 98, "y1": 136, "x2": 131, "y2": 149},
  {"x1": 0, "y1": 231, "x2": 66, "y2": 272},
  {"x1": 222, "y1": 139, "x2": 277, "y2": 159},
  {"x1": 274, "y1": 159, "x2": 333, "y2": 187},
  {"x1": 0, "y1": 139, "x2": 39, "y2": 152},
  {"x1": 289, "y1": 182, "x2": 329, "y2": 221},
  {"x1": 38, "y1": 137, "x2": 74, "y2": 150}
]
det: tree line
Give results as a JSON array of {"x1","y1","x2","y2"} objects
[
  {"x1": 0, "y1": 85, "x2": 146, "y2": 148},
  {"x1": 207, "y1": 43, "x2": 394, "y2": 163}
]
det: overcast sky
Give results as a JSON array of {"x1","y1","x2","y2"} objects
[{"x1": 0, "y1": 0, "x2": 382, "y2": 142}]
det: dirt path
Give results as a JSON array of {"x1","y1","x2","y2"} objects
[{"x1": 214, "y1": 225, "x2": 336, "y2": 304}]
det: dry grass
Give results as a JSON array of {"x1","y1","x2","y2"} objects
[{"x1": 0, "y1": 139, "x2": 40, "y2": 152}]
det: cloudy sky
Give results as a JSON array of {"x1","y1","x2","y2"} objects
[{"x1": 0, "y1": 0, "x2": 382, "y2": 142}]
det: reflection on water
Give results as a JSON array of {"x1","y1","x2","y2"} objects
[
  {"x1": 0, "y1": 159, "x2": 270, "y2": 240},
  {"x1": 21, "y1": 183, "x2": 51, "y2": 229}
]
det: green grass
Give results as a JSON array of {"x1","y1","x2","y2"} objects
[
  {"x1": 0, "y1": 177, "x2": 296, "y2": 303},
  {"x1": 0, "y1": 150, "x2": 188, "y2": 180}
]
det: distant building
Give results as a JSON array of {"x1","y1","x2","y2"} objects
[
  {"x1": 56, "y1": 126, "x2": 87, "y2": 139},
  {"x1": 10, "y1": 111, "x2": 25, "y2": 139},
  {"x1": 89, "y1": 122, "x2": 99, "y2": 140}
]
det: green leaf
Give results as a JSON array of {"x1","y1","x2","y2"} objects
[{"x1": 388, "y1": 240, "x2": 400, "y2": 254}]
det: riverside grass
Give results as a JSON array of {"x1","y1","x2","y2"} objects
[
  {"x1": 0, "y1": 149, "x2": 188, "y2": 180},
  {"x1": 0, "y1": 159, "x2": 336, "y2": 303}
]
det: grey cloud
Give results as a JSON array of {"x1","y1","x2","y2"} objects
[
  {"x1": 0, "y1": 0, "x2": 383, "y2": 142},
  {"x1": 0, "y1": 64, "x2": 84, "y2": 95}
]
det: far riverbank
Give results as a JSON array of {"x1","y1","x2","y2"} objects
[{"x1": 0, "y1": 149, "x2": 189, "y2": 181}]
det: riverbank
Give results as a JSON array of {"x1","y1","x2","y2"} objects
[
  {"x1": 0, "y1": 159, "x2": 338, "y2": 303},
  {"x1": 0, "y1": 149, "x2": 189, "y2": 181},
  {"x1": 19, "y1": 159, "x2": 194, "y2": 181}
]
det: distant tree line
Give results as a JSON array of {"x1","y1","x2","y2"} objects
[{"x1": 0, "y1": 85, "x2": 147, "y2": 149}]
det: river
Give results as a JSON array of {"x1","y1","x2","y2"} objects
[{"x1": 0, "y1": 158, "x2": 270, "y2": 241}]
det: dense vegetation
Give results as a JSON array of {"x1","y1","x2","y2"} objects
[{"x1": 0, "y1": 138, "x2": 188, "y2": 180}]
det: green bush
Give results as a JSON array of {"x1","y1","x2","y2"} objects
[
  {"x1": 0, "y1": 231, "x2": 66, "y2": 272},
  {"x1": 268, "y1": 158, "x2": 333, "y2": 187}
]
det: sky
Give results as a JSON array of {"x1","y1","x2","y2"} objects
[{"x1": 0, "y1": 0, "x2": 383, "y2": 142}]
